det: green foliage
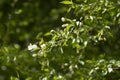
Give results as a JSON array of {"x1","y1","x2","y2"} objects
[
  {"x1": 29, "y1": 0, "x2": 120, "y2": 79},
  {"x1": 0, "y1": 0, "x2": 120, "y2": 80},
  {"x1": 0, "y1": 0, "x2": 65, "y2": 47}
]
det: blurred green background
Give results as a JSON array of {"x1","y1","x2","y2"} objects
[{"x1": 0, "y1": 0, "x2": 66, "y2": 48}]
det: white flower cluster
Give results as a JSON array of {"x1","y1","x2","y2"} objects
[
  {"x1": 28, "y1": 43, "x2": 38, "y2": 50},
  {"x1": 41, "y1": 44, "x2": 46, "y2": 49},
  {"x1": 62, "y1": 23, "x2": 69, "y2": 27},
  {"x1": 76, "y1": 21, "x2": 82, "y2": 26}
]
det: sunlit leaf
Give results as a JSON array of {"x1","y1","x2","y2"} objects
[{"x1": 60, "y1": 1, "x2": 73, "y2": 5}]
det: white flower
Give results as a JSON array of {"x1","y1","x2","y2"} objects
[
  {"x1": 84, "y1": 41, "x2": 88, "y2": 46},
  {"x1": 89, "y1": 69, "x2": 94, "y2": 75},
  {"x1": 32, "y1": 54, "x2": 37, "y2": 57},
  {"x1": 42, "y1": 77, "x2": 47, "y2": 80},
  {"x1": 62, "y1": 23, "x2": 68, "y2": 27},
  {"x1": 73, "y1": 19, "x2": 76, "y2": 21},
  {"x1": 58, "y1": 75, "x2": 62, "y2": 79},
  {"x1": 75, "y1": 65, "x2": 78, "y2": 69},
  {"x1": 61, "y1": 17, "x2": 65, "y2": 22},
  {"x1": 79, "y1": 22, "x2": 82, "y2": 26},
  {"x1": 108, "y1": 68, "x2": 113, "y2": 73},
  {"x1": 76, "y1": 21, "x2": 80, "y2": 26},
  {"x1": 116, "y1": 13, "x2": 120, "y2": 18},
  {"x1": 72, "y1": 39, "x2": 76, "y2": 43},
  {"x1": 40, "y1": 51, "x2": 44, "y2": 56},
  {"x1": 41, "y1": 44, "x2": 46, "y2": 49},
  {"x1": 13, "y1": 56, "x2": 16, "y2": 61},
  {"x1": 90, "y1": 16, "x2": 93, "y2": 21},
  {"x1": 50, "y1": 30, "x2": 54, "y2": 33},
  {"x1": 28, "y1": 43, "x2": 38, "y2": 50},
  {"x1": 105, "y1": 26, "x2": 110, "y2": 29}
]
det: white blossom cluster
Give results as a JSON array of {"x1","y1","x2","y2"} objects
[
  {"x1": 76, "y1": 21, "x2": 82, "y2": 26},
  {"x1": 28, "y1": 43, "x2": 38, "y2": 50}
]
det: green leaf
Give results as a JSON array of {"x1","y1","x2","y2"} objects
[
  {"x1": 44, "y1": 32, "x2": 51, "y2": 36},
  {"x1": 60, "y1": 1, "x2": 73, "y2": 5},
  {"x1": 67, "y1": 7, "x2": 72, "y2": 13},
  {"x1": 73, "y1": 43, "x2": 80, "y2": 49},
  {"x1": 10, "y1": 76, "x2": 19, "y2": 80},
  {"x1": 60, "y1": 47, "x2": 63, "y2": 54}
]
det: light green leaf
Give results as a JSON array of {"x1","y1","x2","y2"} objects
[
  {"x1": 67, "y1": 7, "x2": 72, "y2": 13},
  {"x1": 60, "y1": 1, "x2": 73, "y2": 5},
  {"x1": 60, "y1": 47, "x2": 63, "y2": 54},
  {"x1": 44, "y1": 32, "x2": 51, "y2": 36}
]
